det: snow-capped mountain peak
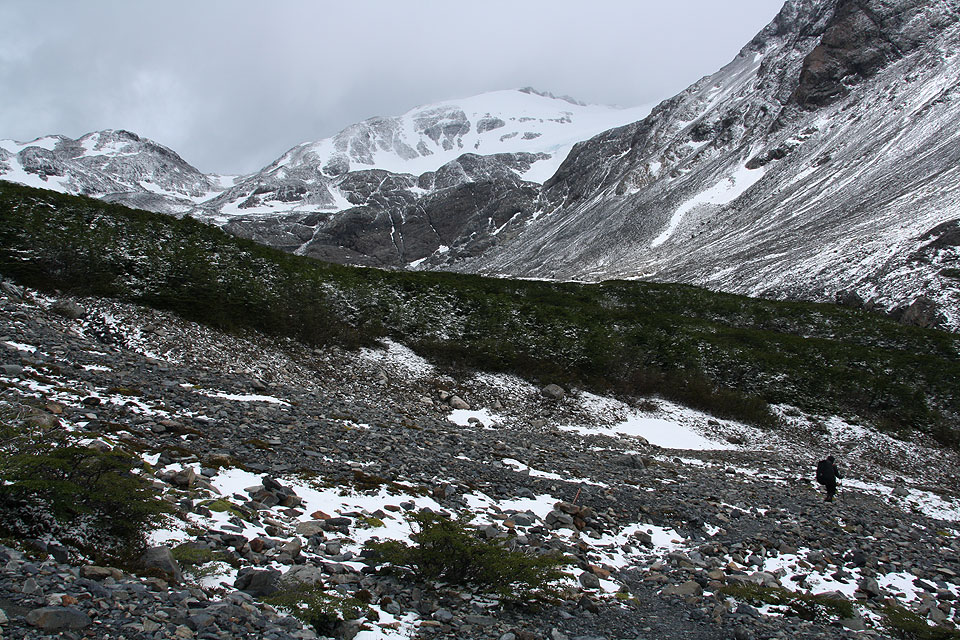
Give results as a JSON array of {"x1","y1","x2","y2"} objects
[
  {"x1": 264, "y1": 88, "x2": 653, "y2": 184},
  {"x1": 0, "y1": 129, "x2": 223, "y2": 214}
]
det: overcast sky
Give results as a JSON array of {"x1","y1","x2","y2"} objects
[{"x1": 0, "y1": 1, "x2": 785, "y2": 175}]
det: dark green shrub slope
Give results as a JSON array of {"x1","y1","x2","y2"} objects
[{"x1": 1, "y1": 182, "x2": 957, "y2": 446}]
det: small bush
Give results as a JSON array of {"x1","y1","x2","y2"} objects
[
  {"x1": 719, "y1": 583, "x2": 854, "y2": 622},
  {"x1": 0, "y1": 410, "x2": 170, "y2": 562},
  {"x1": 366, "y1": 511, "x2": 569, "y2": 603},
  {"x1": 882, "y1": 604, "x2": 960, "y2": 640},
  {"x1": 202, "y1": 498, "x2": 247, "y2": 518},
  {"x1": 171, "y1": 543, "x2": 236, "y2": 580},
  {"x1": 265, "y1": 585, "x2": 367, "y2": 637}
]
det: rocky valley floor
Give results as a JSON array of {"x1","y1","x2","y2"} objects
[{"x1": 0, "y1": 282, "x2": 958, "y2": 640}]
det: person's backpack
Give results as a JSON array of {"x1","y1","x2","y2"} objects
[{"x1": 816, "y1": 459, "x2": 832, "y2": 484}]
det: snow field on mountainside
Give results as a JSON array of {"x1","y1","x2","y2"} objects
[
  {"x1": 0, "y1": 155, "x2": 72, "y2": 192},
  {"x1": 650, "y1": 164, "x2": 766, "y2": 248}
]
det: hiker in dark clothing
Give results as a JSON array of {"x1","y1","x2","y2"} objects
[{"x1": 816, "y1": 455, "x2": 843, "y2": 502}]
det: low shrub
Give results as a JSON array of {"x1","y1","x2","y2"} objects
[
  {"x1": 719, "y1": 583, "x2": 854, "y2": 623},
  {"x1": 882, "y1": 604, "x2": 960, "y2": 640},
  {"x1": 366, "y1": 511, "x2": 569, "y2": 603},
  {"x1": 0, "y1": 408, "x2": 170, "y2": 563},
  {"x1": 264, "y1": 585, "x2": 367, "y2": 637},
  {"x1": 171, "y1": 543, "x2": 236, "y2": 580}
]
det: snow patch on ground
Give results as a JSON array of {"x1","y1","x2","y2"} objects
[
  {"x1": 559, "y1": 393, "x2": 736, "y2": 450},
  {"x1": 501, "y1": 458, "x2": 609, "y2": 488},
  {"x1": 194, "y1": 388, "x2": 292, "y2": 407},
  {"x1": 360, "y1": 339, "x2": 435, "y2": 379},
  {"x1": 448, "y1": 408, "x2": 503, "y2": 428}
]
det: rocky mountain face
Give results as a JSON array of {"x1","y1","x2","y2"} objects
[
  {"x1": 457, "y1": 0, "x2": 960, "y2": 330},
  {"x1": 218, "y1": 153, "x2": 544, "y2": 267},
  {"x1": 207, "y1": 89, "x2": 649, "y2": 268},
  {"x1": 1, "y1": 283, "x2": 959, "y2": 639},
  {"x1": 0, "y1": 130, "x2": 224, "y2": 215}
]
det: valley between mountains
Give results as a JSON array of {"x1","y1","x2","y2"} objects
[
  {"x1": 0, "y1": 280, "x2": 958, "y2": 640},
  {"x1": 1, "y1": 0, "x2": 960, "y2": 638},
  {"x1": 4, "y1": 1, "x2": 960, "y2": 331}
]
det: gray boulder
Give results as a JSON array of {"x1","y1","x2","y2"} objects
[
  {"x1": 235, "y1": 568, "x2": 281, "y2": 597},
  {"x1": 295, "y1": 520, "x2": 326, "y2": 537},
  {"x1": 858, "y1": 577, "x2": 882, "y2": 598},
  {"x1": 140, "y1": 546, "x2": 183, "y2": 583},
  {"x1": 0, "y1": 364, "x2": 24, "y2": 377},
  {"x1": 449, "y1": 395, "x2": 470, "y2": 410},
  {"x1": 279, "y1": 564, "x2": 324, "y2": 587},
  {"x1": 541, "y1": 384, "x2": 566, "y2": 400},
  {"x1": 25, "y1": 606, "x2": 91, "y2": 631},
  {"x1": 51, "y1": 300, "x2": 87, "y2": 319},
  {"x1": 0, "y1": 281, "x2": 25, "y2": 298},
  {"x1": 662, "y1": 580, "x2": 703, "y2": 597},
  {"x1": 578, "y1": 571, "x2": 601, "y2": 589}
]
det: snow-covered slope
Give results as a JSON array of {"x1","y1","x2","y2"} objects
[
  {"x1": 0, "y1": 130, "x2": 230, "y2": 214},
  {"x1": 454, "y1": 0, "x2": 960, "y2": 330}
]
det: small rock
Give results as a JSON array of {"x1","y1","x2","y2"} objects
[
  {"x1": 280, "y1": 565, "x2": 324, "y2": 587},
  {"x1": 579, "y1": 572, "x2": 601, "y2": 589},
  {"x1": 85, "y1": 439, "x2": 112, "y2": 452},
  {"x1": 433, "y1": 609, "x2": 454, "y2": 623},
  {"x1": 0, "y1": 281, "x2": 24, "y2": 298},
  {"x1": 296, "y1": 521, "x2": 327, "y2": 537},
  {"x1": 174, "y1": 624, "x2": 195, "y2": 638},
  {"x1": 340, "y1": 620, "x2": 363, "y2": 640},
  {"x1": 235, "y1": 568, "x2": 281, "y2": 597},
  {"x1": 170, "y1": 467, "x2": 198, "y2": 488},
  {"x1": 80, "y1": 565, "x2": 122, "y2": 581},
  {"x1": 858, "y1": 577, "x2": 881, "y2": 598},
  {"x1": 325, "y1": 541, "x2": 342, "y2": 555},
  {"x1": 282, "y1": 537, "x2": 303, "y2": 556},
  {"x1": 662, "y1": 580, "x2": 703, "y2": 597},
  {"x1": 578, "y1": 594, "x2": 600, "y2": 613},
  {"x1": 839, "y1": 617, "x2": 867, "y2": 631},
  {"x1": 0, "y1": 364, "x2": 23, "y2": 377}
]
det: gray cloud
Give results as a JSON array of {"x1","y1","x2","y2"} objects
[{"x1": 0, "y1": 1, "x2": 785, "y2": 174}]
